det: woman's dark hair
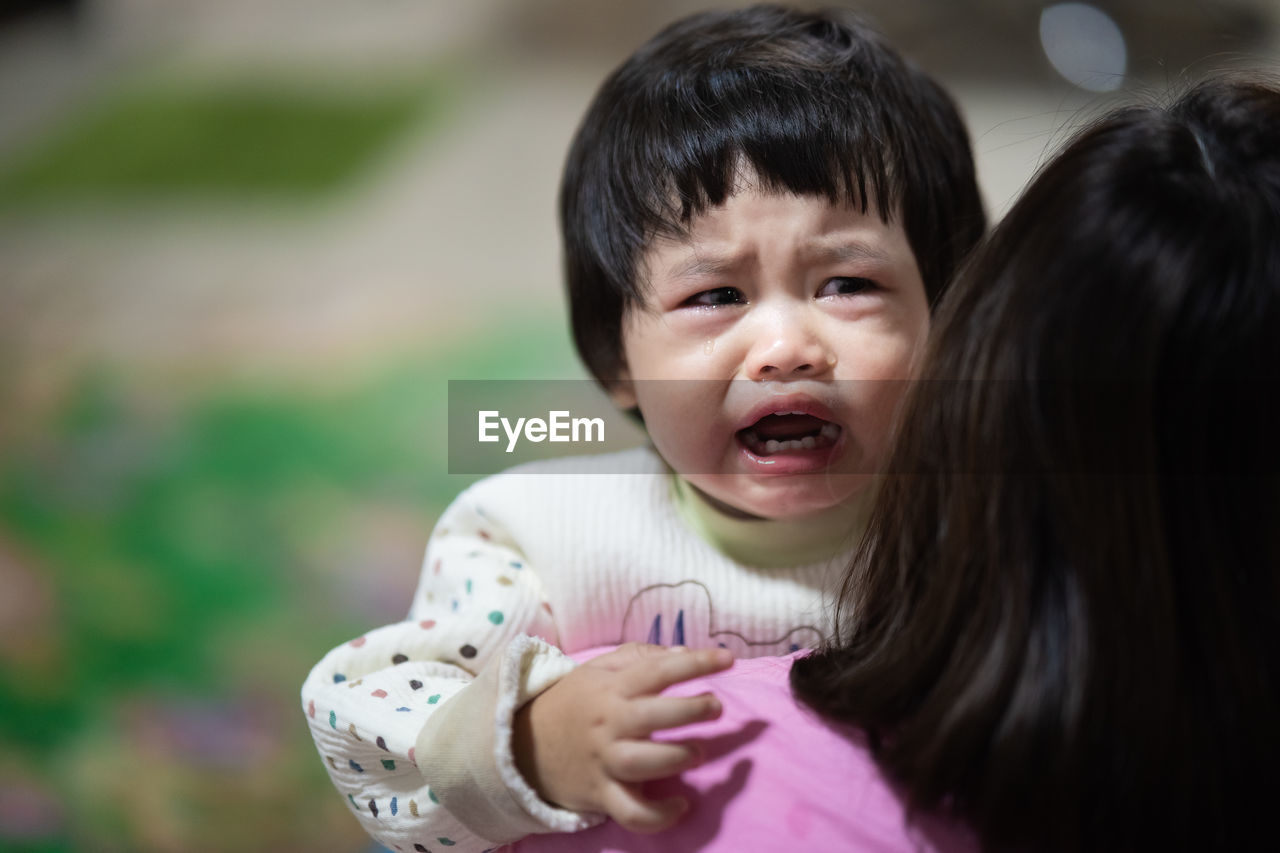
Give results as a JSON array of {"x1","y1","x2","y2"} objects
[
  {"x1": 559, "y1": 3, "x2": 986, "y2": 387},
  {"x1": 792, "y1": 77, "x2": 1280, "y2": 852}
]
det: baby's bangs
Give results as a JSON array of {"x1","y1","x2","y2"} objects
[{"x1": 637, "y1": 82, "x2": 903, "y2": 239}]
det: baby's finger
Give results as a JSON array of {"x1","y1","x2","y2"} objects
[
  {"x1": 603, "y1": 738, "x2": 701, "y2": 783},
  {"x1": 589, "y1": 642, "x2": 678, "y2": 672},
  {"x1": 601, "y1": 782, "x2": 689, "y2": 834},
  {"x1": 623, "y1": 647, "x2": 734, "y2": 696},
  {"x1": 621, "y1": 692, "x2": 722, "y2": 737}
]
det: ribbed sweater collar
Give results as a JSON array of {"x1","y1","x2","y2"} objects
[{"x1": 670, "y1": 474, "x2": 869, "y2": 567}]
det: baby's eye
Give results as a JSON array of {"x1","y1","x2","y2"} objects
[
  {"x1": 683, "y1": 287, "x2": 745, "y2": 307},
  {"x1": 817, "y1": 276, "x2": 876, "y2": 298}
]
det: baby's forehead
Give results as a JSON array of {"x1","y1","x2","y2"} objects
[{"x1": 637, "y1": 188, "x2": 913, "y2": 279}]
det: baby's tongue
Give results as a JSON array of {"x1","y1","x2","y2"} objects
[{"x1": 751, "y1": 413, "x2": 825, "y2": 441}]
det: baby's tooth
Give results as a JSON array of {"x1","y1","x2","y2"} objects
[
  {"x1": 765, "y1": 439, "x2": 781, "y2": 453},
  {"x1": 801, "y1": 436, "x2": 816, "y2": 449},
  {"x1": 820, "y1": 423, "x2": 840, "y2": 439}
]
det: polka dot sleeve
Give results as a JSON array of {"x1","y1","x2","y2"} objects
[{"x1": 300, "y1": 495, "x2": 565, "y2": 852}]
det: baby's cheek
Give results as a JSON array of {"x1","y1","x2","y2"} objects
[{"x1": 857, "y1": 332, "x2": 925, "y2": 380}]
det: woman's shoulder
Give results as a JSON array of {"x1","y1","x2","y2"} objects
[{"x1": 514, "y1": 651, "x2": 977, "y2": 853}]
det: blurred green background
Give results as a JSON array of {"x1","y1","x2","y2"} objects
[{"x1": 0, "y1": 0, "x2": 1274, "y2": 850}]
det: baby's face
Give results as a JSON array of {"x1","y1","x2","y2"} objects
[{"x1": 613, "y1": 181, "x2": 929, "y2": 519}]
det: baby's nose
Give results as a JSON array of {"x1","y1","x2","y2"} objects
[{"x1": 743, "y1": 311, "x2": 834, "y2": 380}]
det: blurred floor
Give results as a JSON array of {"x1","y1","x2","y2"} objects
[{"x1": 0, "y1": 0, "x2": 590, "y2": 433}]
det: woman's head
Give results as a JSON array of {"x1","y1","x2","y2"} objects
[{"x1": 792, "y1": 78, "x2": 1280, "y2": 851}]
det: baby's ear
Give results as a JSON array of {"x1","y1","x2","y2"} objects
[{"x1": 607, "y1": 364, "x2": 638, "y2": 410}]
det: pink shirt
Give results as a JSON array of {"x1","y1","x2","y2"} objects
[{"x1": 507, "y1": 652, "x2": 976, "y2": 853}]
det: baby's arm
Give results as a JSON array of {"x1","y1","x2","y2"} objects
[{"x1": 301, "y1": 494, "x2": 574, "y2": 852}]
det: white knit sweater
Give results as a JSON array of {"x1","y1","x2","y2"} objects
[{"x1": 301, "y1": 447, "x2": 861, "y2": 852}]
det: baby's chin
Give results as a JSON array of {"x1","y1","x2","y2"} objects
[{"x1": 691, "y1": 473, "x2": 872, "y2": 521}]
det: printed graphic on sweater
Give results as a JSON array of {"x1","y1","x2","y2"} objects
[{"x1": 617, "y1": 580, "x2": 824, "y2": 653}]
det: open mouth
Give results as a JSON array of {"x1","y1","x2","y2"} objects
[{"x1": 737, "y1": 412, "x2": 842, "y2": 457}]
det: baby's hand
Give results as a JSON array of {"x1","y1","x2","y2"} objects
[{"x1": 513, "y1": 643, "x2": 733, "y2": 832}]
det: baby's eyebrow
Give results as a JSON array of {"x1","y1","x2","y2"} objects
[
  {"x1": 662, "y1": 239, "x2": 891, "y2": 280},
  {"x1": 804, "y1": 241, "x2": 892, "y2": 265},
  {"x1": 665, "y1": 251, "x2": 742, "y2": 280}
]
